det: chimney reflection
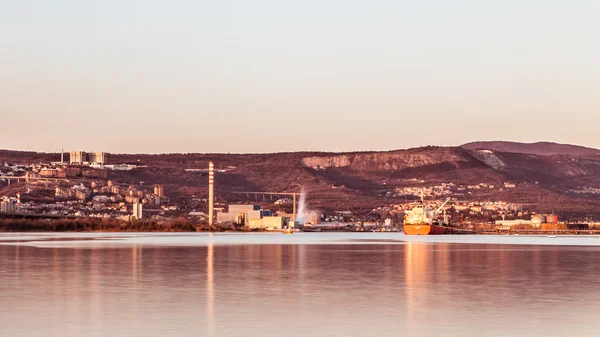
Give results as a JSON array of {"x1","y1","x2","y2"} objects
[{"x1": 207, "y1": 243, "x2": 214, "y2": 336}]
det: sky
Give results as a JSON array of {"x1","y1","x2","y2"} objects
[{"x1": 1, "y1": 0, "x2": 599, "y2": 154}]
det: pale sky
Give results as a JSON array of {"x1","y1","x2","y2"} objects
[{"x1": 1, "y1": 0, "x2": 599, "y2": 153}]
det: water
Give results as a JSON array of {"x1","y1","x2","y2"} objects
[{"x1": 1, "y1": 233, "x2": 600, "y2": 337}]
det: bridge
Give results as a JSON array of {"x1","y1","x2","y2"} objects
[
  {"x1": 0, "y1": 175, "x2": 73, "y2": 185},
  {"x1": 0, "y1": 212, "x2": 77, "y2": 220}
]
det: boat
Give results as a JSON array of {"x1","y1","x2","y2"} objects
[{"x1": 403, "y1": 195, "x2": 452, "y2": 235}]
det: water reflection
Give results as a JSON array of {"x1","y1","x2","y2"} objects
[
  {"x1": 207, "y1": 243, "x2": 214, "y2": 336},
  {"x1": 2, "y1": 242, "x2": 600, "y2": 337},
  {"x1": 404, "y1": 242, "x2": 424, "y2": 323}
]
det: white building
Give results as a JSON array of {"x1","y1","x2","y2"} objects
[
  {"x1": 132, "y1": 203, "x2": 143, "y2": 220},
  {"x1": 70, "y1": 151, "x2": 87, "y2": 164},
  {"x1": 88, "y1": 152, "x2": 107, "y2": 164},
  {"x1": 248, "y1": 216, "x2": 285, "y2": 230},
  {"x1": 0, "y1": 198, "x2": 17, "y2": 213}
]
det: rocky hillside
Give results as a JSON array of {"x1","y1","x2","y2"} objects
[{"x1": 303, "y1": 147, "x2": 471, "y2": 171}]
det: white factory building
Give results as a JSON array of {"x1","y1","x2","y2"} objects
[{"x1": 217, "y1": 204, "x2": 286, "y2": 230}]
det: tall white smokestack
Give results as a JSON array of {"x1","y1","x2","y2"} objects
[
  {"x1": 61, "y1": 149, "x2": 64, "y2": 164},
  {"x1": 208, "y1": 161, "x2": 214, "y2": 226}
]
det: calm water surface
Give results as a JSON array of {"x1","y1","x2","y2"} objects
[{"x1": 1, "y1": 233, "x2": 599, "y2": 337}]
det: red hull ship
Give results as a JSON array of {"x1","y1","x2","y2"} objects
[
  {"x1": 404, "y1": 223, "x2": 449, "y2": 235},
  {"x1": 403, "y1": 194, "x2": 452, "y2": 235}
]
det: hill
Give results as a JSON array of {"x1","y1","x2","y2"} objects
[
  {"x1": 462, "y1": 141, "x2": 600, "y2": 157},
  {"x1": 3, "y1": 143, "x2": 600, "y2": 215}
]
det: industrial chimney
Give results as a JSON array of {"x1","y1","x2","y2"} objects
[{"x1": 208, "y1": 162, "x2": 214, "y2": 226}]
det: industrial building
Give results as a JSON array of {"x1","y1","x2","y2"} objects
[
  {"x1": 296, "y1": 211, "x2": 321, "y2": 225},
  {"x1": 495, "y1": 214, "x2": 563, "y2": 230},
  {"x1": 217, "y1": 204, "x2": 262, "y2": 225},
  {"x1": 248, "y1": 216, "x2": 285, "y2": 230},
  {"x1": 217, "y1": 204, "x2": 289, "y2": 229}
]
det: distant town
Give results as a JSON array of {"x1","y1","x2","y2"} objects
[{"x1": 2, "y1": 147, "x2": 600, "y2": 234}]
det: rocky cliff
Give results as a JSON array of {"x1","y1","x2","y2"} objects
[{"x1": 302, "y1": 147, "x2": 472, "y2": 171}]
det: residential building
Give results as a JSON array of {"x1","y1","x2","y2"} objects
[
  {"x1": 133, "y1": 203, "x2": 143, "y2": 220},
  {"x1": 70, "y1": 151, "x2": 87, "y2": 164},
  {"x1": 125, "y1": 196, "x2": 140, "y2": 204},
  {"x1": 88, "y1": 152, "x2": 107, "y2": 164},
  {"x1": 40, "y1": 168, "x2": 67, "y2": 178},
  {"x1": 75, "y1": 190, "x2": 91, "y2": 201},
  {"x1": 0, "y1": 198, "x2": 16, "y2": 213}
]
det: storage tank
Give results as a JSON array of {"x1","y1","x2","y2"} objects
[{"x1": 546, "y1": 215, "x2": 558, "y2": 223}]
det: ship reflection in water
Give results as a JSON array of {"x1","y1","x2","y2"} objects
[{"x1": 1, "y1": 234, "x2": 600, "y2": 337}]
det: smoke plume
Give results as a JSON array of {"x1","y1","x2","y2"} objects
[{"x1": 296, "y1": 187, "x2": 307, "y2": 224}]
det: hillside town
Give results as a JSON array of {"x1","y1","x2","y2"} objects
[{"x1": 3, "y1": 149, "x2": 600, "y2": 233}]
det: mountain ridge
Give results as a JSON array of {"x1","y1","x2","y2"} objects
[{"x1": 462, "y1": 141, "x2": 600, "y2": 157}]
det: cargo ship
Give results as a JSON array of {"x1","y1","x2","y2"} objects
[{"x1": 403, "y1": 196, "x2": 452, "y2": 235}]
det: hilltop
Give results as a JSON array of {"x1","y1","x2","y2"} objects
[{"x1": 462, "y1": 141, "x2": 600, "y2": 157}]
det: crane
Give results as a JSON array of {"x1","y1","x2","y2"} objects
[{"x1": 434, "y1": 197, "x2": 452, "y2": 214}]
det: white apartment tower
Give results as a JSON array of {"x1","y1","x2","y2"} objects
[
  {"x1": 70, "y1": 151, "x2": 86, "y2": 165},
  {"x1": 133, "y1": 203, "x2": 143, "y2": 220},
  {"x1": 88, "y1": 152, "x2": 107, "y2": 164}
]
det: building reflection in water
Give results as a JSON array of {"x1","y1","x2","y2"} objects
[
  {"x1": 132, "y1": 245, "x2": 142, "y2": 284},
  {"x1": 131, "y1": 245, "x2": 142, "y2": 319},
  {"x1": 90, "y1": 247, "x2": 102, "y2": 335}
]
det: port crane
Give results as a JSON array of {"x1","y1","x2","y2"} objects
[
  {"x1": 416, "y1": 189, "x2": 453, "y2": 225},
  {"x1": 434, "y1": 197, "x2": 452, "y2": 214},
  {"x1": 431, "y1": 197, "x2": 452, "y2": 225}
]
